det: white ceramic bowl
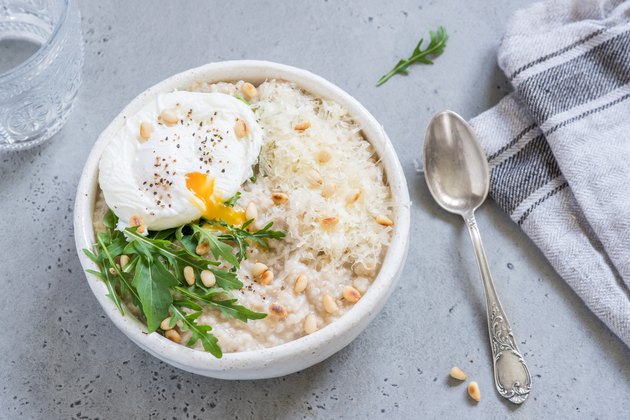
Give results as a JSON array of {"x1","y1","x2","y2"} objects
[{"x1": 74, "y1": 60, "x2": 410, "y2": 379}]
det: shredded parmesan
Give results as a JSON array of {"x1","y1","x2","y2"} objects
[{"x1": 241, "y1": 80, "x2": 394, "y2": 275}]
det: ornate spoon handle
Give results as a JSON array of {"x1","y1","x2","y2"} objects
[{"x1": 464, "y1": 213, "x2": 532, "y2": 404}]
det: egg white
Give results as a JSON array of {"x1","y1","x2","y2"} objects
[{"x1": 99, "y1": 91, "x2": 263, "y2": 231}]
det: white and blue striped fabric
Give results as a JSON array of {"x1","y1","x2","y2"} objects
[{"x1": 470, "y1": 0, "x2": 630, "y2": 346}]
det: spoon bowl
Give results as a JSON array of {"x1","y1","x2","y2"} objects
[{"x1": 424, "y1": 110, "x2": 489, "y2": 217}]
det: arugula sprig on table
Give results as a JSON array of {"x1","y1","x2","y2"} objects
[
  {"x1": 377, "y1": 26, "x2": 448, "y2": 86},
  {"x1": 84, "y1": 209, "x2": 285, "y2": 357}
]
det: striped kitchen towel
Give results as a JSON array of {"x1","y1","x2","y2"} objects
[{"x1": 469, "y1": 0, "x2": 630, "y2": 346}]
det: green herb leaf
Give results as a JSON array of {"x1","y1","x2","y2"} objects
[
  {"x1": 85, "y1": 269, "x2": 105, "y2": 281},
  {"x1": 83, "y1": 248, "x2": 99, "y2": 264},
  {"x1": 124, "y1": 227, "x2": 219, "y2": 274},
  {"x1": 170, "y1": 304, "x2": 222, "y2": 358},
  {"x1": 190, "y1": 224, "x2": 240, "y2": 268},
  {"x1": 223, "y1": 192, "x2": 241, "y2": 207},
  {"x1": 377, "y1": 26, "x2": 448, "y2": 86},
  {"x1": 106, "y1": 235, "x2": 128, "y2": 258},
  {"x1": 133, "y1": 258, "x2": 178, "y2": 332},
  {"x1": 210, "y1": 220, "x2": 286, "y2": 262},
  {"x1": 103, "y1": 209, "x2": 118, "y2": 229},
  {"x1": 176, "y1": 286, "x2": 266, "y2": 322},
  {"x1": 150, "y1": 228, "x2": 177, "y2": 241},
  {"x1": 96, "y1": 231, "x2": 140, "y2": 310},
  {"x1": 210, "y1": 268, "x2": 242, "y2": 290},
  {"x1": 210, "y1": 298, "x2": 268, "y2": 322},
  {"x1": 103, "y1": 268, "x2": 125, "y2": 314}
]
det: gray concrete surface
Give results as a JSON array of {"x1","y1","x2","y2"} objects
[{"x1": 1, "y1": 0, "x2": 629, "y2": 419}]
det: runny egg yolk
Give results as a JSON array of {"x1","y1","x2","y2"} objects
[{"x1": 185, "y1": 172, "x2": 245, "y2": 226}]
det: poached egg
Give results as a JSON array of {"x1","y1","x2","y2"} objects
[{"x1": 99, "y1": 91, "x2": 263, "y2": 231}]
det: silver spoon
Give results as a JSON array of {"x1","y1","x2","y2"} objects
[{"x1": 423, "y1": 110, "x2": 531, "y2": 404}]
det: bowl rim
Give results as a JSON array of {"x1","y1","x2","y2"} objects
[{"x1": 74, "y1": 59, "x2": 410, "y2": 374}]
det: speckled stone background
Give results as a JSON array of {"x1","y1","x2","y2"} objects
[{"x1": 1, "y1": 1, "x2": 629, "y2": 419}]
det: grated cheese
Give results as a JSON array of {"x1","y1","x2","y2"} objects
[{"x1": 240, "y1": 80, "x2": 394, "y2": 275}]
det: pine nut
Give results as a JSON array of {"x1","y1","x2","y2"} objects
[
  {"x1": 246, "y1": 202, "x2": 258, "y2": 220},
  {"x1": 293, "y1": 273, "x2": 308, "y2": 293},
  {"x1": 183, "y1": 266, "x2": 195, "y2": 286},
  {"x1": 234, "y1": 118, "x2": 248, "y2": 138},
  {"x1": 321, "y1": 182, "x2": 336, "y2": 198},
  {"x1": 322, "y1": 294, "x2": 338, "y2": 314},
  {"x1": 342, "y1": 285, "x2": 361, "y2": 303},
  {"x1": 449, "y1": 367, "x2": 468, "y2": 381},
  {"x1": 252, "y1": 262, "x2": 268, "y2": 278},
  {"x1": 195, "y1": 241, "x2": 209, "y2": 255},
  {"x1": 303, "y1": 314, "x2": 318, "y2": 334},
  {"x1": 129, "y1": 214, "x2": 145, "y2": 234},
  {"x1": 346, "y1": 189, "x2": 362, "y2": 204},
  {"x1": 240, "y1": 82, "x2": 258, "y2": 100},
  {"x1": 159, "y1": 109, "x2": 178, "y2": 126},
  {"x1": 200, "y1": 270, "x2": 216, "y2": 288},
  {"x1": 320, "y1": 216, "x2": 338, "y2": 229},
  {"x1": 376, "y1": 215, "x2": 394, "y2": 226},
  {"x1": 269, "y1": 303, "x2": 288, "y2": 318},
  {"x1": 165, "y1": 329, "x2": 181, "y2": 344},
  {"x1": 306, "y1": 169, "x2": 323, "y2": 187},
  {"x1": 160, "y1": 317, "x2": 173, "y2": 331},
  {"x1": 271, "y1": 192, "x2": 289, "y2": 204},
  {"x1": 119, "y1": 255, "x2": 130, "y2": 268},
  {"x1": 294, "y1": 121, "x2": 311, "y2": 131},
  {"x1": 259, "y1": 269, "x2": 274, "y2": 285},
  {"x1": 139, "y1": 122, "x2": 153, "y2": 142},
  {"x1": 316, "y1": 149, "x2": 331, "y2": 163},
  {"x1": 468, "y1": 381, "x2": 481, "y2": 402}
]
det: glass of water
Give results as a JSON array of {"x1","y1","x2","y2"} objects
[{"x1": 0, "y1": 0, "x2": 83, "y2": 151}]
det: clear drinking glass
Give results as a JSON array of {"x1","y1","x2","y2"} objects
[{"x1": 0, "y1": 0, "x2": 83, "y2": 151}]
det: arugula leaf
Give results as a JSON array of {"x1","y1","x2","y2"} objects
[
  {"x1": 86, "y1": 267, "x2": 124, "y2": 314},
  {"x1": 124, "y1": 227, "x2": 219, "y2": 275},
  {"x1": 190, "y1": 224, "x2": 240, "y2": 268},
  {"x1": 170, "y1": 304, "x2": 222, "y2": 358},
  {"x1": 209, "y1": 268, "x2": 242, "y2": 290},
  {"x1": 211, "y1": 298, "x2": 268, "y2": 322},
  {"x1": 175, "y1": 286, "x2": 266, "y2": 322},
  {"x1": 377, "y1": 26, "x2": 448, "y2": 86},
  {"x1": 106, "y1": 235, "x2": 127, "y2": 258},
  {"x1": 150, "y1": 228, "x2": 178, "y2": 241},
  {"x1": 83, "y1": 248, "x2": 99, "y2": 264},
  {"x1": 133, "y1": 258, "x2": 178, "y2": 332},
  {"x1": 103, "y1": 209, "x2": 118, "y2": 229},
  {"x1": 209, "y1": 220, "x2": 286, "y2": 262},
  {"x1": 96, "y1": 231, "x2": 141, "y2": 310},
  {"x1": 223, "y1": 192, "x2": 241, "y2": 207}
]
